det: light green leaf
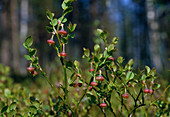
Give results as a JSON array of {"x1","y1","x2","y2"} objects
[
  {"x1": 25, "y1": 36, "x2": 33, "y2": 47},
  {"x1": 117, "y1": 56, "x2": 124, "y2": 64},
  {"x1": 52, "y1": 19, "x2": 58, "y2": 26},
  {"x1": 9, "y1": 102, "x2": 17, "y2": 110},
  {"x1": 74, "y1": 60, "x2": 79, "y2": 69},
  {"x1": 24, "y1": 55, "x2": 31, "y2": 61},
  {"x1": 145, "y1": 66, "x2": 150, "y2": 75},
  {"x1": 8, "y1": 110, "x2": 16, "y2": 117},
  {"x1": 108, "y1": 44, "x2": 114, "y2": 52},
  {"x1": 4, "y1": 88, "x2": 11, "y2": 98},
  {"x1": 126, "y1": 71, "x2": 134, "y2": 81},
  {"x1": 83, "y1": 48, "x2": 90, "y2": 58},
  {"x1": 94, "y1": 44, "x2": 100, "y2": 53}
]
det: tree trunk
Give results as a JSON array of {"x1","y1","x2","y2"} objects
[
  {"x1": 146, "y1": 0, "x2": 163, "y2": 70},
  {"x1": 20, "y1": 0, "x2": 29, "y2": 75},
  {"x1": 1, "y1": 0, "x2": 11, "y2": 66},
  {"x1": 10, "y1": 0, "x2": 20, "y2": 74}
]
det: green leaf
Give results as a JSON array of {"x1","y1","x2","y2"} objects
[
  {"x1": 61, "y1": 37, "x2": 68, "y2": 44},
  {"x1": 74, "y1": 60, "x2": 79, "y2": 69},
  {"x1": 62, "y1": 2, "x2": 67, "y2": 10},
  {"x1": 25, "y1": 36, "x2": 33, "y2": 47},
  {"x1": 29, "y1": 49, "x2": 37, "y2": 57},
  {"x1": 46, "y1": 9, "x2": 54, "y2": 20},
  {"x1": 62, "y1": 18, "x2": 67, "y2": 23},
  {"x1": 63, "y1": 6, "x2": 73, "y2": 16},
  {"x1": 83, "y1": 48, "x2": 90, "y2": 58},
  {"x1": 4, "y1": 88, "x2": 11, "y2": 98},
  {"x1": 29, "y1": 106, "x2": 37, "y2": 114},
  {"x1": 52, "y1": 19, "x2": 58, "y2": 26},
  {"x1": 33, "y1": 57, "x2": 39, "y2": 65},
  {"x1": 150, "y1": 68, "x2": 156, "y2": 76},
  {"x1": 126, "y1": 71, "x2": 134, "y2": 81},
  {"x1": 33, "y1": 100, "x2": 40, "y2": 109},
  {"x1": 94, "y1": 56, "x2": 99, "y2": 63},
  {"x1": 24, "y1": 55, "x2": 31, "y2": 61},
  {"x1": 46, "y1": 26, "x2": 54, "y2": 33},
  {"x1": 112, "y1": 65, "x2": 117, "y2": 72},
  {"x1": 23, "y1": 43, "x2": 28, "y2": 49},
  {"x1": 71, "y1": 24, "x2": 77, "y2": 32},
  {"x1": 87, "y1": 93, "x2": 97, "y2": 104},
  {"x1": 8, "y1": 110, "x2": 16, "y2": 117},
  {"x1": 112, "y1": 37, "x2": 119, "y2": 45},
  {"x1": 153, "y1": 83, "x2": 160, "y2": 90},
  {"x1": 117, "y1": 56, "x2": 124, "y2": 64},
  {"x1": 141, "y1": 74, "x2": 146, "y2": 80},
  {"x1": 128, "y1": 59, "x2": 134, "y2": 66},
  {"x1": 30, "y1": 96, "x2": 35, "y2": 103},
  {"x1": 69, "y1": 34, "x2": 75, "y2": 38},
  {"x1": 9, "y1": 102, "x2": 17, "y2": 110},
  {"x1": 1, "y1": 106, "x2": 8, "y2": 113},
  {"x1": 145, "y1": 66, "x2": 150, "y2": 75},
  {"x1": 108, "y1": 44, "x2": 114, "y2": 52},
  {"x1": 97, "y1": 29, "x2": 103, "y2": 35},
  {"x1": 94, "y1": 44, "x2": 100, "y2": 53},
  {"x1": 97, "y1": 29, "x2": 108, "y2": 46}
]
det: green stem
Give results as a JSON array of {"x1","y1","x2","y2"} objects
[
  {"x1": 63, "y1": 65, "x2": 68, "y2": 102},
  {"x1": 151, "y1": 85, "x2": 170, "y2": 103},
  {"x1": 55, "y1": 24, "x2": 62, "y2": 52}
]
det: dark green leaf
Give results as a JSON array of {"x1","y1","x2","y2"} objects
[
  {"x1": 29, "y1": 49, "x2": 37, "y2": 57},
  {"x1": 25, "y1": 36, "x2": 33, "y2": 47},
  {"x1": 29, "y1": 106, "x2": 37, "y2": 114},
  {"x1": 69, "y1": 34, "x2": 75, "y2": 38},
  {"x1": 61, "y1": 37, "x2": 68, "y2": 44},
  {"x1": 46, "y1": 9, "x2": 54, "y2": 20},
  {"x1": 30, "y1": 96, "x2": 35, "y2": 103},
  {"x1": 63, "y1": 6, "x2": 73, "y2": 16},
  {"x1": 1, "y1": 106, "x2": 8, "y2": 113},
  {"x1": 94, "y1": 56, "x2": 99, "y2": 63},
  {"x1": 46, "y1": 26, "x2": 54, "y2": 33}
]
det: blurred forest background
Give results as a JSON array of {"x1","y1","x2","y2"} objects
[{"x1": 0, "y1": 0, "x2": 170, "y2": 81}]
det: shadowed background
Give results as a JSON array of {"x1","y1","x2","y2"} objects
[{"x1": 0, "y1": 0, "x2": 170, "y2": 81}]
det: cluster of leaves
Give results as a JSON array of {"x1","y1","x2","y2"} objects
[{"x1": 19, "y1": 0, "x2": 170, "y2": 116}]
